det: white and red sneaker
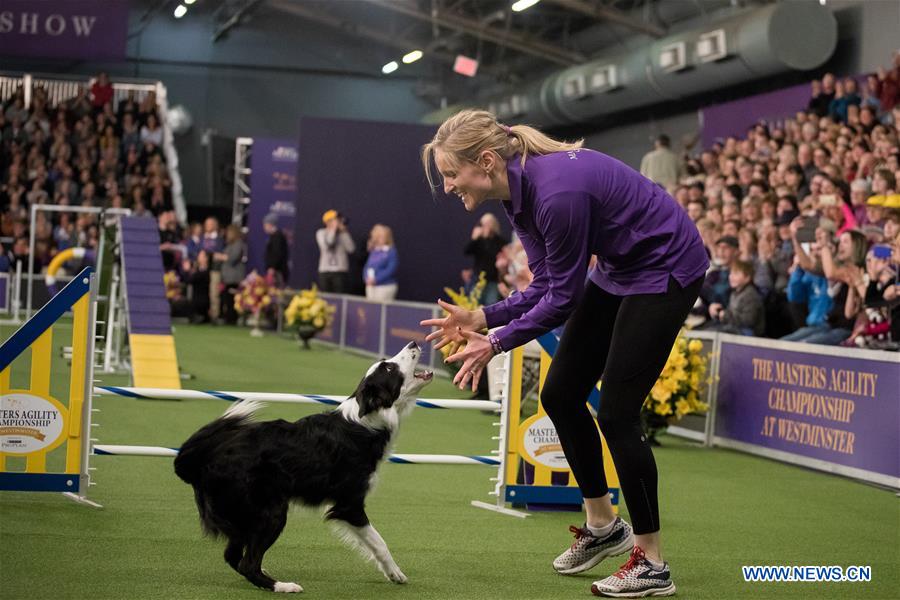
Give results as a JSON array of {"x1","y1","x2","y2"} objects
[
  {"x1": 552, "y1": 518, "x2": 634, "y2": 575},
  {"x1": 590, "y1": 546, "x2": 676, "y2": 597}
]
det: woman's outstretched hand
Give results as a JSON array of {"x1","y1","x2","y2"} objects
[
  {"x1": 446, "y1": 329, "x2": 495, "y2": 392},
  {"x1": 420, "y1": 299, "x2": 486, "y2": 357}
]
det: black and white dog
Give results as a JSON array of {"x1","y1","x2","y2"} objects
[{"x1": 174, "y1": 342, "x2": 433, "y2": 593}]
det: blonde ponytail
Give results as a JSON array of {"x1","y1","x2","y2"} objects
[{"x1": 421, "y1": 109, "x2": 583, "y2": 191}]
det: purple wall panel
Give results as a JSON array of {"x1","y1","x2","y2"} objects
[
  {"x1": 292, "y1": 117, "x2": 511, "y2": 302},
  {"x1": 344, "y1": 299, "x2": 381, "y2": 355},
  {"x1": 384, "y1": 304, "x2": 433, "y2": 366}
]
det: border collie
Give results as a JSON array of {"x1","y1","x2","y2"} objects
[{"x1": 174, "y1": 341, "x2": 433, "y2": 593}]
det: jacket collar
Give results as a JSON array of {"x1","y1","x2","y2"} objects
[{"x1": 504, "y1": 154, "x2": 525, "y2": 216}]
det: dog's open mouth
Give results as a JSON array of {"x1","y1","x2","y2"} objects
[{"x1": 414, "y1": 369, "x2": 433, "y2": 381}]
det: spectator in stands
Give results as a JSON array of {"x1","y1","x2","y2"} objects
[
  {"x1": 685, "y1": 198, "x2": 705, "y2": 222},
  {"x1": 464, "y1": 212, "x2": 508, "y2": 305},
  {"x1": 807, "y1": 73, "x2": 835, "y2": 117},
  {"x1": 316, "y1": 209, "x2": 353, "y2": 293},
  {"x1": 875, "y1": 51, "x2": 900, "y2": 112},
  {"x1": 140, "y1": 113, "x2": 163, "y2": 147},
  {"x1": 707, "y1": 259, "x2": 765, "y2": 336},
  {"x1": 850, "y1": 179, "x2": 871, "y2": 225},
  {"x1": 264, "y1": 213, "x2": 290, "y2": 286},
  {"x1": 696, "y1": 235, "x2": 738, "y2": 326},
  {"x1": 639, "y1": 134, "x2": 681, "y2": 191},
  {"x1": 90, "y1": 72, "x2": 114, "y2": 110},
  {"x1": 215, "y1": 224, "x2": 246, "y2": 325},
  {"x1": 829, "y1": 77, "x2": 861, "y2": 124},
  {"x1": 363, "y1": 224, "x2": 399, "y2": 302}
]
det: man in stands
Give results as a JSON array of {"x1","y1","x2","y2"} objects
[{"x1": 640, "y1": 134, "x2": 681, "y2": 191}]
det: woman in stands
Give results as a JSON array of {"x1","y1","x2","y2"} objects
[{"x1": 420, "y1": 110, "x2": 707, "y2": 598}]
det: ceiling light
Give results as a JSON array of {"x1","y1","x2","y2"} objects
[
  {"x1": 382, "y1": 61, "x2": 399, "y2": 74},
  {"x1": 402, "y1": 50, "x2": 423, "y2": 64},
  {"x1": 512, "y1": 0, "x2": 541, "y2": 13},
  {"x1": 184, "y1": 0, "x2": 196, "y2": 4},
  {"x1": 174, "y1": 5, "x2": 187, "y2": 18}
]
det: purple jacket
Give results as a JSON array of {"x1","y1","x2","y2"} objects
[{"x1": 482, "y1": 149, "x2": 708, "y2": 351}]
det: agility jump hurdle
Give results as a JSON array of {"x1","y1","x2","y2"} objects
[
  {"x1": 0, "y1": 267, "x2": 99, "y2": 507},
  {"x1": 89, "y1": 386, "x2": 503, "y2": 466}
]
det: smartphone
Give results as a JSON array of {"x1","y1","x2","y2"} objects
[
  {"x1": 796, "y1": 218, "x2": 818, "y2": 243},
  {"x1": 873, "y1": 245, "x2": 892, "y2": 260}
]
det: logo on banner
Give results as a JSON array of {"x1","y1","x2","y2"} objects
[
  {"x1": 272, "y1": 172, "x2": 297, "y2": 192},
  {"x1": 518, "y1": 414, "x2": 570, "y2": 471},
  {"x1": 271, "y1": 146, "x2": 298, "y2": 162},
  {"x1": 0, "y1": 393, "x2": 66, "y2": 454}
]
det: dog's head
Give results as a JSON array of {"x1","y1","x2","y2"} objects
[{"x1": 351, "y1": 342, "x2": 433, "y2": 421}]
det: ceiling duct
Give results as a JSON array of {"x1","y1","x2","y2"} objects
[{"x1": 479, "y1": 2, "x2": 836, "y2": 127}]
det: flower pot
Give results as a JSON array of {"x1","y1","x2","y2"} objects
[{"x1": 297, "y1": 324, "x2": 318, "y2": 349}]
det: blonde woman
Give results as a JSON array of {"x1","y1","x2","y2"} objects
[
  {"x1": 364, "y1": 224, "x2": 398, "y2": 302},
  {"x1": 420, "y1": 110, "x2": 708, "y2": 598}
]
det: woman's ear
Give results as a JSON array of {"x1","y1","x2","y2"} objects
[{"x1": 479, "y1": 150, "x2": 496, "y2": 173}]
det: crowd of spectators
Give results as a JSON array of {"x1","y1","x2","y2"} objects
[
  {"x1": 1, "y1": 72, "x2": 173, "y2": 274},
  {"x1": 638, "y1": 51, "x2": 900, "y2": 349}
]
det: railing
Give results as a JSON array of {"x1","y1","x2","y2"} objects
[{"x1": 0, "y1": 72, "x2": 186, "y2": 225}]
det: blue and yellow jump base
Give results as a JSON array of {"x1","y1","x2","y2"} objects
[{"x1": 0, "y1": 268, "x2": 99, "y2": 506}]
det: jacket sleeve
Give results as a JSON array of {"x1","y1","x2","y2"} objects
[
  {"x1": 786, "y1": 268, "x2": 808, "y2": 304},
  {"x1": 488, "y1": 191, "x2": 591, "y2": 351},
  {"x1": 340, "y1": 231, "x2": 355, "y2": 254}
]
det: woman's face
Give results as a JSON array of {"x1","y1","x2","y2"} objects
[
  {"x1": 837, "y1": 232, "x2": 853, "y2": 261},
  {"x1": 435, "y1": 150, "x2": 494, "y2": 212}
]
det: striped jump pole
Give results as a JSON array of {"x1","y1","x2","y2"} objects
[
  {"x1": 93, "y1": 386, "x2": 501, "y2": 412},
  {"x1": 93, "y1": 445, "x2": 500, "y2": 466}
]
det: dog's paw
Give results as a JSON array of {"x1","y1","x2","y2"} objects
[
  {"x1": 274, "y1": 581, "x2": 303, "y2": 593},
  {"x1": 385, "y1": 566, "x2": 408, "y2": 584}
]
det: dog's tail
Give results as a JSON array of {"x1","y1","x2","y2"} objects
[{"x1": 173, "y1": 400, "x2": 266, "y2": 485}]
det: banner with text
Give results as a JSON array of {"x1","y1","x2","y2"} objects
[
  {"x1": 715, "y1": 340, "x2": 899, "y2": 481},
  {"x1": 0, "y1": 1, "x2": 128, "y2": 61},
  {"x1": 247, "y1": 138, "x2": 298, "y2": 275}
]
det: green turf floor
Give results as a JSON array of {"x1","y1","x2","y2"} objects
[{"x1": 1, "y1": 323, "x2": 898, "y2": 599}]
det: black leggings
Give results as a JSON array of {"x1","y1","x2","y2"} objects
[{"x1": 540, "y1": 275, "x2": 703, "y2": 535}]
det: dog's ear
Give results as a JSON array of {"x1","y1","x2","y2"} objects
[{"x1": 356, "y1": 379, "x2": 396, "y2": 418}]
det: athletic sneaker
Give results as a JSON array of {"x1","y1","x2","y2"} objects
[
  {"x1": 590, "y1": 546, "x2": 676, "y2": 598},
  {"x1": 552, "y1": 518, "x2": 634, "y2": 575}
]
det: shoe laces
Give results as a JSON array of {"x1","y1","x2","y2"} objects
[
  {"x1": 613, "y1": 546, "x2": 646, "y2": 579},
  {"x1": 568, "y1": 525, "x2": 592, "y2": 548}
]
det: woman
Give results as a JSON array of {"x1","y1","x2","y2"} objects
[
  {"x1": 215, "y1": 224, "x2": 247, "y2": 325},
  {"x1": 420, "y1": 110, "x2": 707, "y2": 598},
  {"x1": 363, "y1": 224, "x2": 399, "y2": 302}
]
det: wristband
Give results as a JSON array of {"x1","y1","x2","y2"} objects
[{"x1": 488, "y1": 332, "x2": 504, "y2": 355}]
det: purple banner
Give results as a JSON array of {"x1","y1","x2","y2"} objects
[
  {"x1": 715, "y1": 341, "x2": 899, "y2": 479},
  {"x1": 0, "y1": 1, "x2": 128, "y2": 61},
  {"x1": 344, "y1": 299, "x2": 381, "y2": 355},
  {"x1": 385, "y1": 304, "x2": 433, "y2": 366},
  {"x1": 247, "y1": 138, "x2": 298, "y2": 275},
  {"x1": 316, "y1": 293, "x2": 341, "y2": 344}
]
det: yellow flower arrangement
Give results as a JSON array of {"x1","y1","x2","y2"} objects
[
  {"x1": 284, "y1": 285, "x2": 336, "y2": 348},
  {"x1": 438, "y1": 271, "x2": 487, "y2": 367},
  {"x1": 641, "y1": 334, "x2": 710, "y2": 441}
]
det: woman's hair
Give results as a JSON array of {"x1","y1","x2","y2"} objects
[
  {"x1": 421, "y1": 109, "x2": 583, "y2": 191},
  {"x1": 843, "y1": 229, "x2": 868, "y2": 267},
  {"x1": 368, "y1": 224, "x2": 394, "y2": 250},
  {"x1": 225, "y1": 224, "x2": 242, "y2": 243}
]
